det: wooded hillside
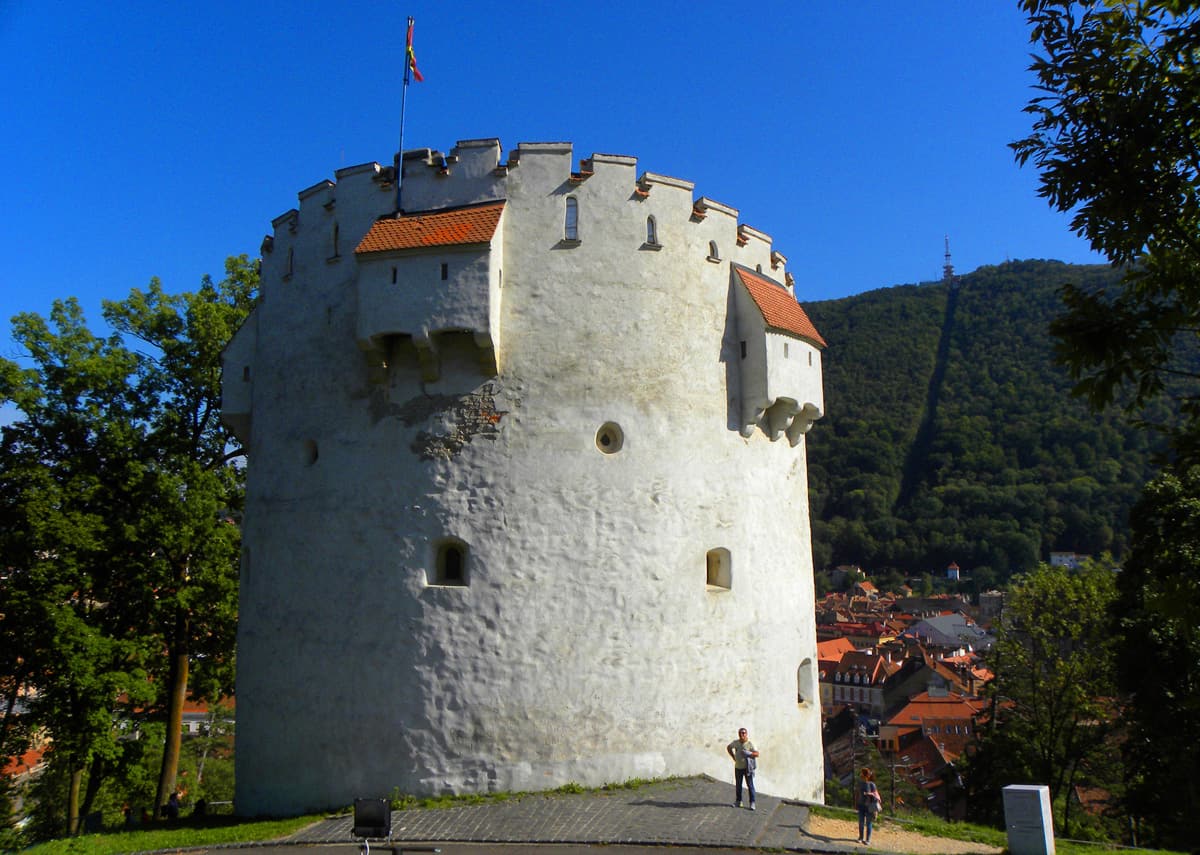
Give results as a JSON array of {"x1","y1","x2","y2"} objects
[{"x1": 804, "y1": 259, "x2": 1171, "y2": 584}]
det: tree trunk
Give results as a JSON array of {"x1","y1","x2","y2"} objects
[
  {"x1": 80, "y1": 753, "x2": 105, "y2": 828},
  {"x1": 67, "y1": 765, "x2": 82, "y2": 836},
  {"x1": 154, "y1": 608, "x2": 190, "y2": 818}
]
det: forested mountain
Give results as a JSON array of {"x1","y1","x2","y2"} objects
[{"x1": 804, "y1": 259, "x2": 1172, "y2": 585}]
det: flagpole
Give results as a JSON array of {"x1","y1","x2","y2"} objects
[{"x1": 395, "y1": 15, "x2": 414, "y2": 215}]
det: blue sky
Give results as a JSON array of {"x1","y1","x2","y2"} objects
[{"x1": 1, "y1": 0, "x2": 1102, "y2": 339}]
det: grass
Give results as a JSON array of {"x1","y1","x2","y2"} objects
[
  {"x1": 809, "y1": 803, "x2": 1181, "y2": 855},
  {"x1": 12, "y1": 814, "x2": 324, "y2": 855}
]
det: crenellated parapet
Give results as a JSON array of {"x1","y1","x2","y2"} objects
[{"x1": 225, "y1": 138, "x2": 824, "y2": 443}]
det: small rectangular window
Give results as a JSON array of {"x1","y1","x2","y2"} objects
[
  {"x1": 242, "y1": 366, "x2": 251, "y2": 382},
  {"x1": 391, "y1": 267, "x2": 398, "y2": 284},
  {"x1": 441, "y1": 262, "x2": 448, "y2": 280},
  {"x1": 740, "y1": 341, "x2": 747, "y2": 359},
  {"x1": 784, "y1": 342, "x2": 790, "y2": 358}
]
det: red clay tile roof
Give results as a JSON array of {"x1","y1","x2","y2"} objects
[
  {"x1": 3, "y1": 747, "x2": 44, "y2": 777},
  {"x1": 355, "y1": 202, "x2": 505, "y2": 254},
  {"x1": 735, "y1": 266, "x2": 827, "y2": 347}
]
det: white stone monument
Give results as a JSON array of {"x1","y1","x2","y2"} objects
[{"x1": 1003, "y1": 784, "x2": 1055, "y2": 855}]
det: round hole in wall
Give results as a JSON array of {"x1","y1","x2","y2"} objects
[{"x1": 595, "y1": 422, "x2": 624, "y2": 454}]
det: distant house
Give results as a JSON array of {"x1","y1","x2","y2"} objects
[
  {"x1": 828, "y1": 649, "x2": 903, "y2": 718},
  {"x1": 817, "y1": 637, "x2": 857, "y2": 712},
  {"x1": 854, "y1": 579, "x2": 879, "y2": 598},
  {"x1": 1049, "y1": 551, "x2": 1089, "y2": 569},
  {"x1": 878, "y1": 689, "x2": 985, "y2": 756},
  {"x1": 904, "y1": 614, "x2": 993, "y2": 656},
  {"x1": 928, "y1": 651, "x2": 992, "y2": 697},
  {"x1": 816, "y1": 620, "x2": 896, "y2": 649},
  {"x1": 830, "y1": 564, "x2": 864, "y2": 589},
  {"x1": 978, "y1": 590, "x2": 1004, "y2": 624},
  {"x1": 181, "y1": 697, "x2": 236, "y2": 736},
  {"x1": 945, "y1": 562, "x2": 960, "y2": 581}
]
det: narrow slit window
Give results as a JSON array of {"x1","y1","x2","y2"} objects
[
  {"x1": 565, "y1": 197, "x2": 579, "y2": 241},
  {"x1": 708, "y1": 240, "x2": 719, "y2": 260},
  {"x1": 441, "y1": 262, "x2": 449, "y2": 281},
  {"x1": 332, "y1": 223, "x2": 340, "y2": 258},
  {"x1": 392, "y1": 267, "x2": 398, "y2": 284},
  {"x1": 646, "y1": 216, "x2": 658, "y2": 245}
]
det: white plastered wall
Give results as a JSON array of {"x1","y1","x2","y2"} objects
[{"x1": 229, "y1": 140, "x2": 825, "y2": 815}]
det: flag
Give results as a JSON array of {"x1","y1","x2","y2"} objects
[{"x1": 406, "y1": 18, "x2": 424, "y2": 82}]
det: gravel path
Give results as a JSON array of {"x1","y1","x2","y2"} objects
[{"x1": 805, "y1": 815, "x2": 1003, "y2": 854}]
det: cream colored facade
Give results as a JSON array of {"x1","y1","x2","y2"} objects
[{"x1": 223, "y1": 138, "x2": 827, "y2": 816}]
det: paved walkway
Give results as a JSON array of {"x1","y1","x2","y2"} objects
[{"x1": 275, "y1": 776, "x2": 853, "y2": 853}]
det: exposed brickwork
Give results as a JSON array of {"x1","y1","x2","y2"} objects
[{"x1": 372, "y1": 384, "x2": 507, "y2": 460}]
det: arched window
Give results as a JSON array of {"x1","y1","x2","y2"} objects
[
  {"x1": 434, "y1": 539, "x2": 469, "y2": 586},
  {"x1": 797, "y1": 658, "x2": 814, "y2": 705},
  {"x1": 646, "y1": 216, "x2": 658, "y2": 245},
  {"x1": 564, "y1": 197, "x2": 579, "y2": 241},
  {"x1": 708, "y1": 240, "x2": 719, "y2": 260}
]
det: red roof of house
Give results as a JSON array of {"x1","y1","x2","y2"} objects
[
  {"x1": 3, "y1": 747, "x2": 44, "y2": 778},
  {"x1": 735, "y1": 267, "x2": 827, "y2": 346},
  {"x1": 887, "y1": 691, "x2": 986, "y2": 729},
  {"x1": 355, "y1": 202, "x2": 505, "y2": 254},
  {"x1": 816, "y1": 637, "x2": 856, "y2": 657}
]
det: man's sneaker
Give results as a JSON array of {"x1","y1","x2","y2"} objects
[
  {"x1": 734, "y1": 801, "x2": 742, "y2": 808},
  {"x1": 749, "y1": 803, "x2": 756, "y2": 811}
]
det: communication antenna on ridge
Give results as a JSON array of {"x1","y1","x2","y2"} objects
[{"x1": 943, "y1": 235, "x2": 957, "y2": 287}]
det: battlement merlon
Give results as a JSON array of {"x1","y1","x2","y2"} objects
[{"x1": 259, "y1": 138, "x2": 796, "y2": 292}]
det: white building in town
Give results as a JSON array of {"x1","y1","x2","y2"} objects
[{"x1": 223, "y1": 138, "x2": 828, "y2": 815}]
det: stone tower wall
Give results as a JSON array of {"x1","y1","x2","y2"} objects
[{"x1": 226, "y1": 140, "x2": 826, "y2": 815}]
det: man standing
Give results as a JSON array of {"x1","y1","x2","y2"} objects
[{"x1": 726, "y1": 727, "x2": 760, "y2": 810}]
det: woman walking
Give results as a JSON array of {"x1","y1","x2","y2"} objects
[{"x1": 857, "y1": 766, "x2": 880, "y2": 844}]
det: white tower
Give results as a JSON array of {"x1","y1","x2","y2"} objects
[{"x1": 223, "y1": 139, "x2": 827, "y2": 816}]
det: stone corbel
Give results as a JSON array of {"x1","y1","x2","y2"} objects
[
  {"x1": 414, "y1": 334, "x2": 440, "y2": 383},
  {"x1": 786, "y1": 402, "x2": 824, "y2": 446},
  {"x1": 765, "y1": 398, "x2": 801, "y2": 442},
  {"x1": 474, "y1": 332, "x2": 499, "y2": 376}
]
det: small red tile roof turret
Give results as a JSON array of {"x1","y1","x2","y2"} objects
[
  {"x1": 356, "y1": 201, "x2": 505, "y2": 254},
  {"x1": 735, "y1": 266, "x2": 827, "y2": 347}
]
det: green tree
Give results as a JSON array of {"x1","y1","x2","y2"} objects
[
  {"x1": 1012, "y1": 0, "x2": 1200, "y2": 460},
  {"x1": 969, "y1": 563, "x2": 1118, "y2": 836},
  {"x1": 0, "y1": 256, "x2": 255, "y2": 836},
  {"x1": 1, "y1": 298, "x2": 156, "y2": 834},
  {"x1": 1115, "y1": 465, "x2": 1200, "y2": 848},
  {"x1": 101, "y1": 258, "x2": 254, "y2": 815}
]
